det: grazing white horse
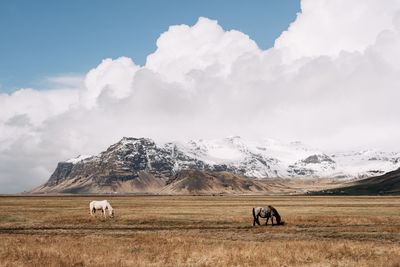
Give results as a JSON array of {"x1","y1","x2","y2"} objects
[{"x1": 90, "y1": 200, "x2": 114, "y2": 218}]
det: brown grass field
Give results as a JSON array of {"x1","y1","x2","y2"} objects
[{"x1": 0, "y1": 195, "x2": 399, "y2": 266}]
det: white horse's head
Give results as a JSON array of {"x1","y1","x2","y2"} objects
[{"x1": 106, "y1": 202, "x2": 114, "y2": 218}]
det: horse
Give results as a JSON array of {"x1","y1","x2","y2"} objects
[
  {"x1": 252, "y1": 205, "x2": 282, "y2": 226},
  {"x1": 89, "y1": 200, "x2": 114, "y2": 218}
]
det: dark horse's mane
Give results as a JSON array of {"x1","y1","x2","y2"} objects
[{"x1": 268, "y1": 205, "x2": 281, "y2": 223}]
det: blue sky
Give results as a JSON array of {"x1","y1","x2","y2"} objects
[{"x1": 0, "y1": 0, "x2": 300, "y2": 93}]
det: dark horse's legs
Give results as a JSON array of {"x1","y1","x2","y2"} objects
[
  {"x1": 252, "y1": 208, "x2": 261, "y2": 226},
  {"x1": 266, "y1": 215, "x2": 276, "y2": 226}
]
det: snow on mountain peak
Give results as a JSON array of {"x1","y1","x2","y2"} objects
[
  {"x1": 64, "y1": 137, "x2": 400, "y2": 179},
  {"x1": 65, "y1": 154, "x2": 93, "y2": 164}
]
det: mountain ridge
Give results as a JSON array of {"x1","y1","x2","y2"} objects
[{"x1": 31, "y1": 136, "x2": 400, "y2": 194}]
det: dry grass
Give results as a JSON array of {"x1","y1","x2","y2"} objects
[{"x1": 1, "y1": 195, "x2": 399, "y2": 266}]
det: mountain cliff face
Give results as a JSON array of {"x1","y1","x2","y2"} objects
[
  {"x1": 31, "y1": 136, "x2": 400, "y2": 193},
  {"x1": 46, "y1": 162, "x2": 74, "y2": 186}
]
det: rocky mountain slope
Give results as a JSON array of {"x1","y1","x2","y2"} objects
[{"x1": 31, "y1": 136, "x2": 400, "y2": 194}]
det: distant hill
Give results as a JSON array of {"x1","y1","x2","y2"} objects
[
  {"x1": 317, "y1": 168, "x2": 400, "y2": 195},
  {"x1": 160, "y1": 170, "x2": 271, "y2": 195},
  {"x1": 30, "y1": 171, "x2": 166, "y2": 194},
  {"x1": 30, "y1": 169, "x2": 274, "y2": 195}
]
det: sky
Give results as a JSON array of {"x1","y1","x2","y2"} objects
[
  {"x1": 0, "y1": 0, "x2": 299, "y2": 92},
  {"x1": 1, "y1": 0, "x2": 400, "y2": 193}
]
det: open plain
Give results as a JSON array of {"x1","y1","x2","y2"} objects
[{"x1": 0, "y1": 195, "x2": 399, "y2": 266}]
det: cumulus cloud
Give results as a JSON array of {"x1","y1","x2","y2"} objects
[
  {"x1": 275, "y1": 0, "x2": 400, "y2": 61},
  {"x1": 146, "y1": 17, "x2": 260, "y2": 84},
  {"x1": 82, "y1": 57, "x2": 140, "y2": 108},
  {"x1": 1, "y1": 1, "x2": 400, "y2": 193}
]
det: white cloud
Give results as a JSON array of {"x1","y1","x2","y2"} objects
[
  {"x1": 1, "y1": 1, "x2": 400, "y2": 193},
  {"x1": 146, "y1": 17, "x2": 261, "y2": 84},
  {"x1": 45, "y1": 74, "x2": 85, "y2": 89},
  {"x1": 82, "y1": 57, "x2": 140, "y2": 108},
  {"x1": 0, "y1": 88, "x2": 79, "y2": 127},
  {"x1": 275, "y1": 0, "x2": 400, "y2": 62}
]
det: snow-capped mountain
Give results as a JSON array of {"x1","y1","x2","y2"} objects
[
  {"x1": 31, "y1": 136, "x2": 400, "y2": 193},
  {"x1": 169, "y1": 136, "x2": 400, "y2": 178},
  {"x1": 55, "y1": 136, "x2": 399, "y2": 182},
  {"x1": 31, "y1": 136, "x2": 400, "y2": 194}
]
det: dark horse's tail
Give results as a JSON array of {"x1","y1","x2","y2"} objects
[{"x1": 252, "y1": 207, "x2": 256, "y2": 219}]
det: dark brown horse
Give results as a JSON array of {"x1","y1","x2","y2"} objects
[{"x1": 252, "y1": 205, "x2": 282, "y2": 226}]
